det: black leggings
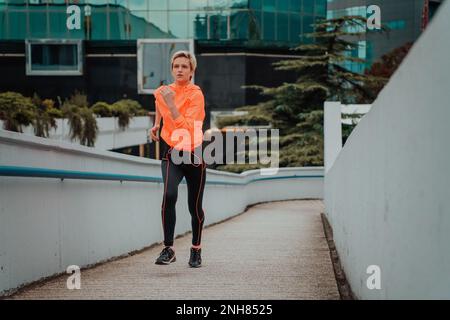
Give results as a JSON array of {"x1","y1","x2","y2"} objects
[{"x1": 160, "y1": 144, "x2": 206, "y2": 247}]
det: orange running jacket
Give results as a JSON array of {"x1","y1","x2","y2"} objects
[{"x1": 154, "y1": 82, "x2": 205, "y2": 152}]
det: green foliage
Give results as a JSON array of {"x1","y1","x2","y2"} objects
[
  {"x1": 46, "y1": 107, "x2": 63, "y2": 119},
  {"x1": 60, "y1": 90, "x2": 97, "y2": 146},
  {"x1": 215, "y1": 15, "x2": 387, "y2": 172},
  {"x1": 62, "y1": 103, "x2": 84, "y2": 143},
  {"x1": 66, "y1": 90, "x2": 89, "y2": 108},
  {"x1": 111, "y1": 101, "x2": 132, "y2": 130},
  {"x1": 118, "y1": 99, "x2": 147, "y2": 116},
  {"x1": 62, "y1": 101, "x2": 98, "y2": 147},
  {"x1": 0, "y1": 92, "x2": 36, "y2": 132},
  {"x1": 79, "y1": 107, "x2": 98, "y2": 147},
  {"x1": 32, "y1": 93, "x2": 60, "y2": 138},
  {"x1": 91, "y1": 101, "x2": 113, "y2": 117},
  {"x1": 1, "y1": 90, "x2": 146, "y2": 147},
  {"x1": 111, "y1": 99, "x2": 147, "y2": 129},
  {"x1": 42, "y1": 99, "x2": 55, "y2": 110}
]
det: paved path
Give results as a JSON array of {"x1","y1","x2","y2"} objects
[{"x1": 8, "y1": 200, "x2": 340, "y2": 300}]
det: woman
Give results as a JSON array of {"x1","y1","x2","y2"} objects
[{"x1": 149, "y1": 51, "x2": 206, "y2": 268}]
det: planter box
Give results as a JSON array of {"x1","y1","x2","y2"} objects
[{"x1": 0, "y1": 116, "x2": 153, "y2": 150}]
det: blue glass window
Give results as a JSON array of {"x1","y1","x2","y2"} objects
[{"x1": 263, "y1": 11, "x2": 274, "y2": 40}]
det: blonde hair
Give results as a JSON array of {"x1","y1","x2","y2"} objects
[{"x1": 171, "y1": 50, "x2": 197, "y2": 73}]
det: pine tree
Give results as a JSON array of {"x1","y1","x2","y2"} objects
[{"x1": 215, "y1": 16, "x2": 387, "y2": 172}]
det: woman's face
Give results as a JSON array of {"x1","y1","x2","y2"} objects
[{"x1": 172, "y1": 56, "x2": 194, "y2": 84}]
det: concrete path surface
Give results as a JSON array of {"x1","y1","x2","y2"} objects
[{"x1": 8, "y1": 200, "x2": 340, "y2": 300}]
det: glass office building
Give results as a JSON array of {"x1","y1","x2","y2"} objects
[
  {"x1": 327, "y1": 0, "x2": 443, "y2": 73},
  {"x1": 0, "y1": 0, "x2": 328, "y2": 111},
  {"x1": 0, "y1": 0, "x2": 326, "y2": 45}
]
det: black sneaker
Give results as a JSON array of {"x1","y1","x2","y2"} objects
[
  {"x1": 155, "y1": 247, "x2": 176, "y2": 265},
  {"x1": 189, "y1": 248, "x2": 202, "y2": 268}
]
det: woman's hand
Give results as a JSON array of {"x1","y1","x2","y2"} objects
[
  {"x1": 160, "y1": 86, "x2": 180, "y2": 119},
  {"x1": 149, "y1": 125, "x2": 160, "y2": 142},
  {"x1": 160, "y1": 86, "x2": 175, "y2": 107}
]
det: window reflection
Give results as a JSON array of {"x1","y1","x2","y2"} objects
[
  {"x1": 263, "y1": 11, "x2": 274, "y2": 40},
  {"x1": 88, "y1": 6, "x2": 108, "y2": 39},
  {"x1": 262, "y1": 0, "x2": 275, "y2": 12},
  {"x1": 249, "y1": 0, "x2": 262, "y2": 10},
  {"x1": 189, "y1": 0, "x2": 208, "y2": 10},
  {"x1": 109, "y1": 8, "x2": 123, "y2": 39},
  {"x1": 290, "y1": 0, "x2": 301, "y2": 12},
  {"x1": 149, "y1": 0, "x2": 167, "y2": 11},
  {"x1": 129, "y1": 11, "x2": 149, "y2": 39},
  {"x1": 8, "y1": 11, "x2": 27, "y2": 39},
  {"x1": 248, "y1": 9, "x2": 261, "y2": 40},
  {"x1": 210, "y1": 0, "x2": 229, "y2": 10},
  {"x1": 86, "y1": 0, "x2": 109, "y2": 5},
  {"x1": 0, "y1": 0, "x2": 327, "y2": 44},
  {"x1": 190, "y1": 11, "x2": 207, "y2": 39},
  {"x1": 230, "y1": 0, "x2": 247, "y2": 9},
  {"x1": 277, "y1": 12, "x2": 289, "y2": 42},
  {"x1": 29, "y1": 11, "x2": 47, "y2": 38},
  {"x1": 148, "y1": 10, "x2": 168, "y2": 34},
  {"x1": 230, "y1": 10, "x2": 248, "y2": 39},
  {"x1": 169, "y1": 11, "x2": 188, "y2": 38},
  {"x1": 209, "y1": 11, "x2": 228, "y2": 40},
  {"x1": 127, "y1": 0, "x2": 147, "y2": 11},
  {"x1": 290, "y1": 13, "x2": 301, "y2": 42},
  {"x1": 277, "y1": 0, "x2": 289, "y2": 12},
  {"x1": 168, "y1": 0, "x2": 187, "y2": 11}
]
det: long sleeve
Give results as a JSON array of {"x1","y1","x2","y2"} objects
[{"x1": 173, "y1": 90, "x2": 205, "y2": 132}]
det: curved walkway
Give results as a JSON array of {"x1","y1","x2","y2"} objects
[{"x1": 8, "y1": 200, "x2": 339, "y2": 300}]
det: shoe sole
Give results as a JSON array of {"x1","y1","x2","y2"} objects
[
  {"x1": 188, "y1": 263, "x2": 202, "y2": 268},
  {"x1": 155, "y1": 256, "x2": 176, "y2": 265}
]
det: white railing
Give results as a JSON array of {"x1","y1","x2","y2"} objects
[{"x1": 0, "y1": 129, "x2": 323, "y2": 296}]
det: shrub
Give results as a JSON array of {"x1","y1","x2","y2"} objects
[
  {"x1": 91, "y1": 102, "x2": 113, "y2": 117},
  {"x1": 116, "y1": 99, "x2": 147, "y2": 116},
  {"x1": 111, "y1": 101, "x2": 131, "y2": 130},
  {"x1": 66, "y1": 90, "x2": 89, "y2": 108},
  {"x1": 32, "y1": 93, "x2": 60, "y2": 138},
  {"x1": 62, "y1": 103, "x2": 98, "y2": 147},
  {"x1": 42, "y1": 99, "x2": 55, "y2": 110},
  {"x1": 79, "y1": 107, "x2": 98, "y2": 147},
  {"x1": 0, "y1": 92, "x2": 36, "y2": 132}
]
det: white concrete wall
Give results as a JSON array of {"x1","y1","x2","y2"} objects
[
  {"x1": 0, "y1": 116, "x2": 153, "y2": 150},
  {"x1": 324, "y1": 1, "x2": 450, "y2": 299},
  {"x1": 0, "y1": 129, "x2": 323, "y2": 295}
]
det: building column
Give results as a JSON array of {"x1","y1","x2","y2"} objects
[{"x1": 324, "y1": 101, "x2": 342, "y2": 174}]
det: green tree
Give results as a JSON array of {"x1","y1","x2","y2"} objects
[{"x1": 216, "y1": 16, "x2": 386, "y2": 172}]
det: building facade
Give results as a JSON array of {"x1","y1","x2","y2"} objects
[
  {"x1": 0, "y1": 0, "x2": 327, "y2": 114},
  {"x1": 327, "y1": 0, "x2": 443, "y2": 73}
]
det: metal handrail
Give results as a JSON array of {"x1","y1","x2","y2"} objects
[{"x1": 0, "y1": 165, "x2": 323, "y2": 186}]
